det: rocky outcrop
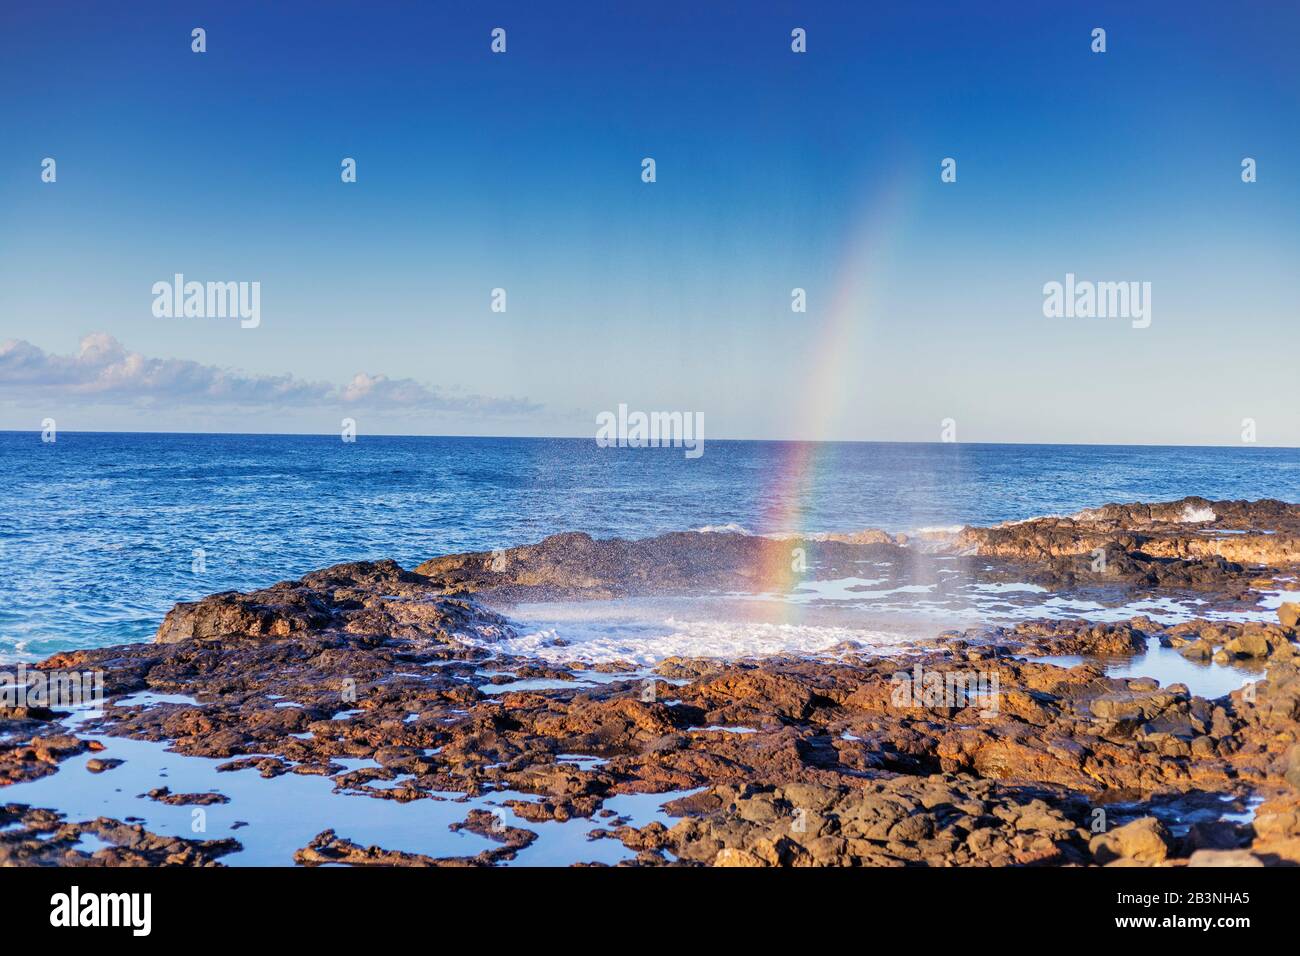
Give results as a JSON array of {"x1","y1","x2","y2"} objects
[
  {"x1": 154, "y1": 560, "x2": 512, "y2": 645},
  {"x1": 403, "y1": 497, "x2": 1300, "y2": 602},
  {"x1": 414, "y1": 530, "x2": 918, "y2": 600},
  {"x1": 1162, "y1": 620, "x2": 1297, "y2": 664},
  {"x1": 954, "y1": 496, "x2": 1300, "y2": 569},
  {"x1": 5, "y1": 498, "x2": 1300, "y2": 867}
]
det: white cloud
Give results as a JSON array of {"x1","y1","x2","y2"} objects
[{"x1": 0, "y1": 334, "x2": 539, "y2": 416}]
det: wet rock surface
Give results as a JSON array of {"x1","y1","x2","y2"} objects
[
  {"x1": 4, "y1": 498, "x2": 1300, "y2": 866},
  {"x1": 0, "y1": 803, "x2": 239, "y2": 866}
]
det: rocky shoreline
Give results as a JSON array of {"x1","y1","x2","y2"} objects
[{"x1": 3, "y1": 496, "x2": 1300, "y2": 866}]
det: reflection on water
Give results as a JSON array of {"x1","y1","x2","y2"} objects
[{"x1": 4, "y1": 693, "x2": 695, "y2": 866}]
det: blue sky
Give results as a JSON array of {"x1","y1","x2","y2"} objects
[{"x1": 1, "y1": 0, "x2": 1297, "y2": 444}]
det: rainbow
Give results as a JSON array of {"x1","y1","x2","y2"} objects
[
  {"x1": 760, "y1": 169, "x2": 916, "y2": 553},
  {"x1": 738, "y1": 168, "x2": 921, "y2": 621}
]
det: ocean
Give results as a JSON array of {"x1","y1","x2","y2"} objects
[{"x1": 2, "y1": 431, "x2": 1298, "y2": 662}]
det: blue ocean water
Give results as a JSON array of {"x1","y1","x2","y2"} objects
[{"x1": 1, "y1": 431, "x2": 1297, "y2": 661}]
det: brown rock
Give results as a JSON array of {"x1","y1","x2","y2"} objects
[
  {"x1": 1089, "y1": 817, "x2": 1170, "y2": 864},
  {"x1": 1186, "y1": 849, "x2": 1263, "y2": 867},
  {"x1": 1279, "y1": 603, "x2": 1300, "y2": 629}
]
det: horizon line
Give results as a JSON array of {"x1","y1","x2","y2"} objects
[{"x1": 0, "y1": 428, "x2": 1296, "y2": 451}]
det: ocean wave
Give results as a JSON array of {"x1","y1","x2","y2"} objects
[{"x1": 1001, "y1": 514, "x2": 1068, "y2": 526}]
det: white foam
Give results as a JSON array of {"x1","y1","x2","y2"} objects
[
  {"x1": 1179, "y1": 504, "x2": 1217, "y2": 523},
  {"x1": 472, "y1": 569, "x2": 1295, "y2": 667},
  {"x1": 693, "y1": 523, "x2": 753, "y2": 535},
  {"x1": 478, "y1": 616, "x2": 914, "y2": 666},
  {"x1": 1000, "y1": 514, "x2": 1067, "y2": 526},
  {"x1": 475, "y1": 595, "x2": 925, "y2": 665}
]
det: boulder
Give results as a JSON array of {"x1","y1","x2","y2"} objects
[
  {"x1": 1278, "y1": 602, "x2": 1300, "y2": 629},
  {"x1": 1089, "y1": 816, "x2": 1170, "y2": 864}
]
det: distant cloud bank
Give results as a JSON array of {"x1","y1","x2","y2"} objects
[{"x1": 0, "y1": 333, "x2": 540, "y2": 416}]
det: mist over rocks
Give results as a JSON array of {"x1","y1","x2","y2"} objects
[{"x1": 414, "y1": 530, "x2": 914, "y2": 601}]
